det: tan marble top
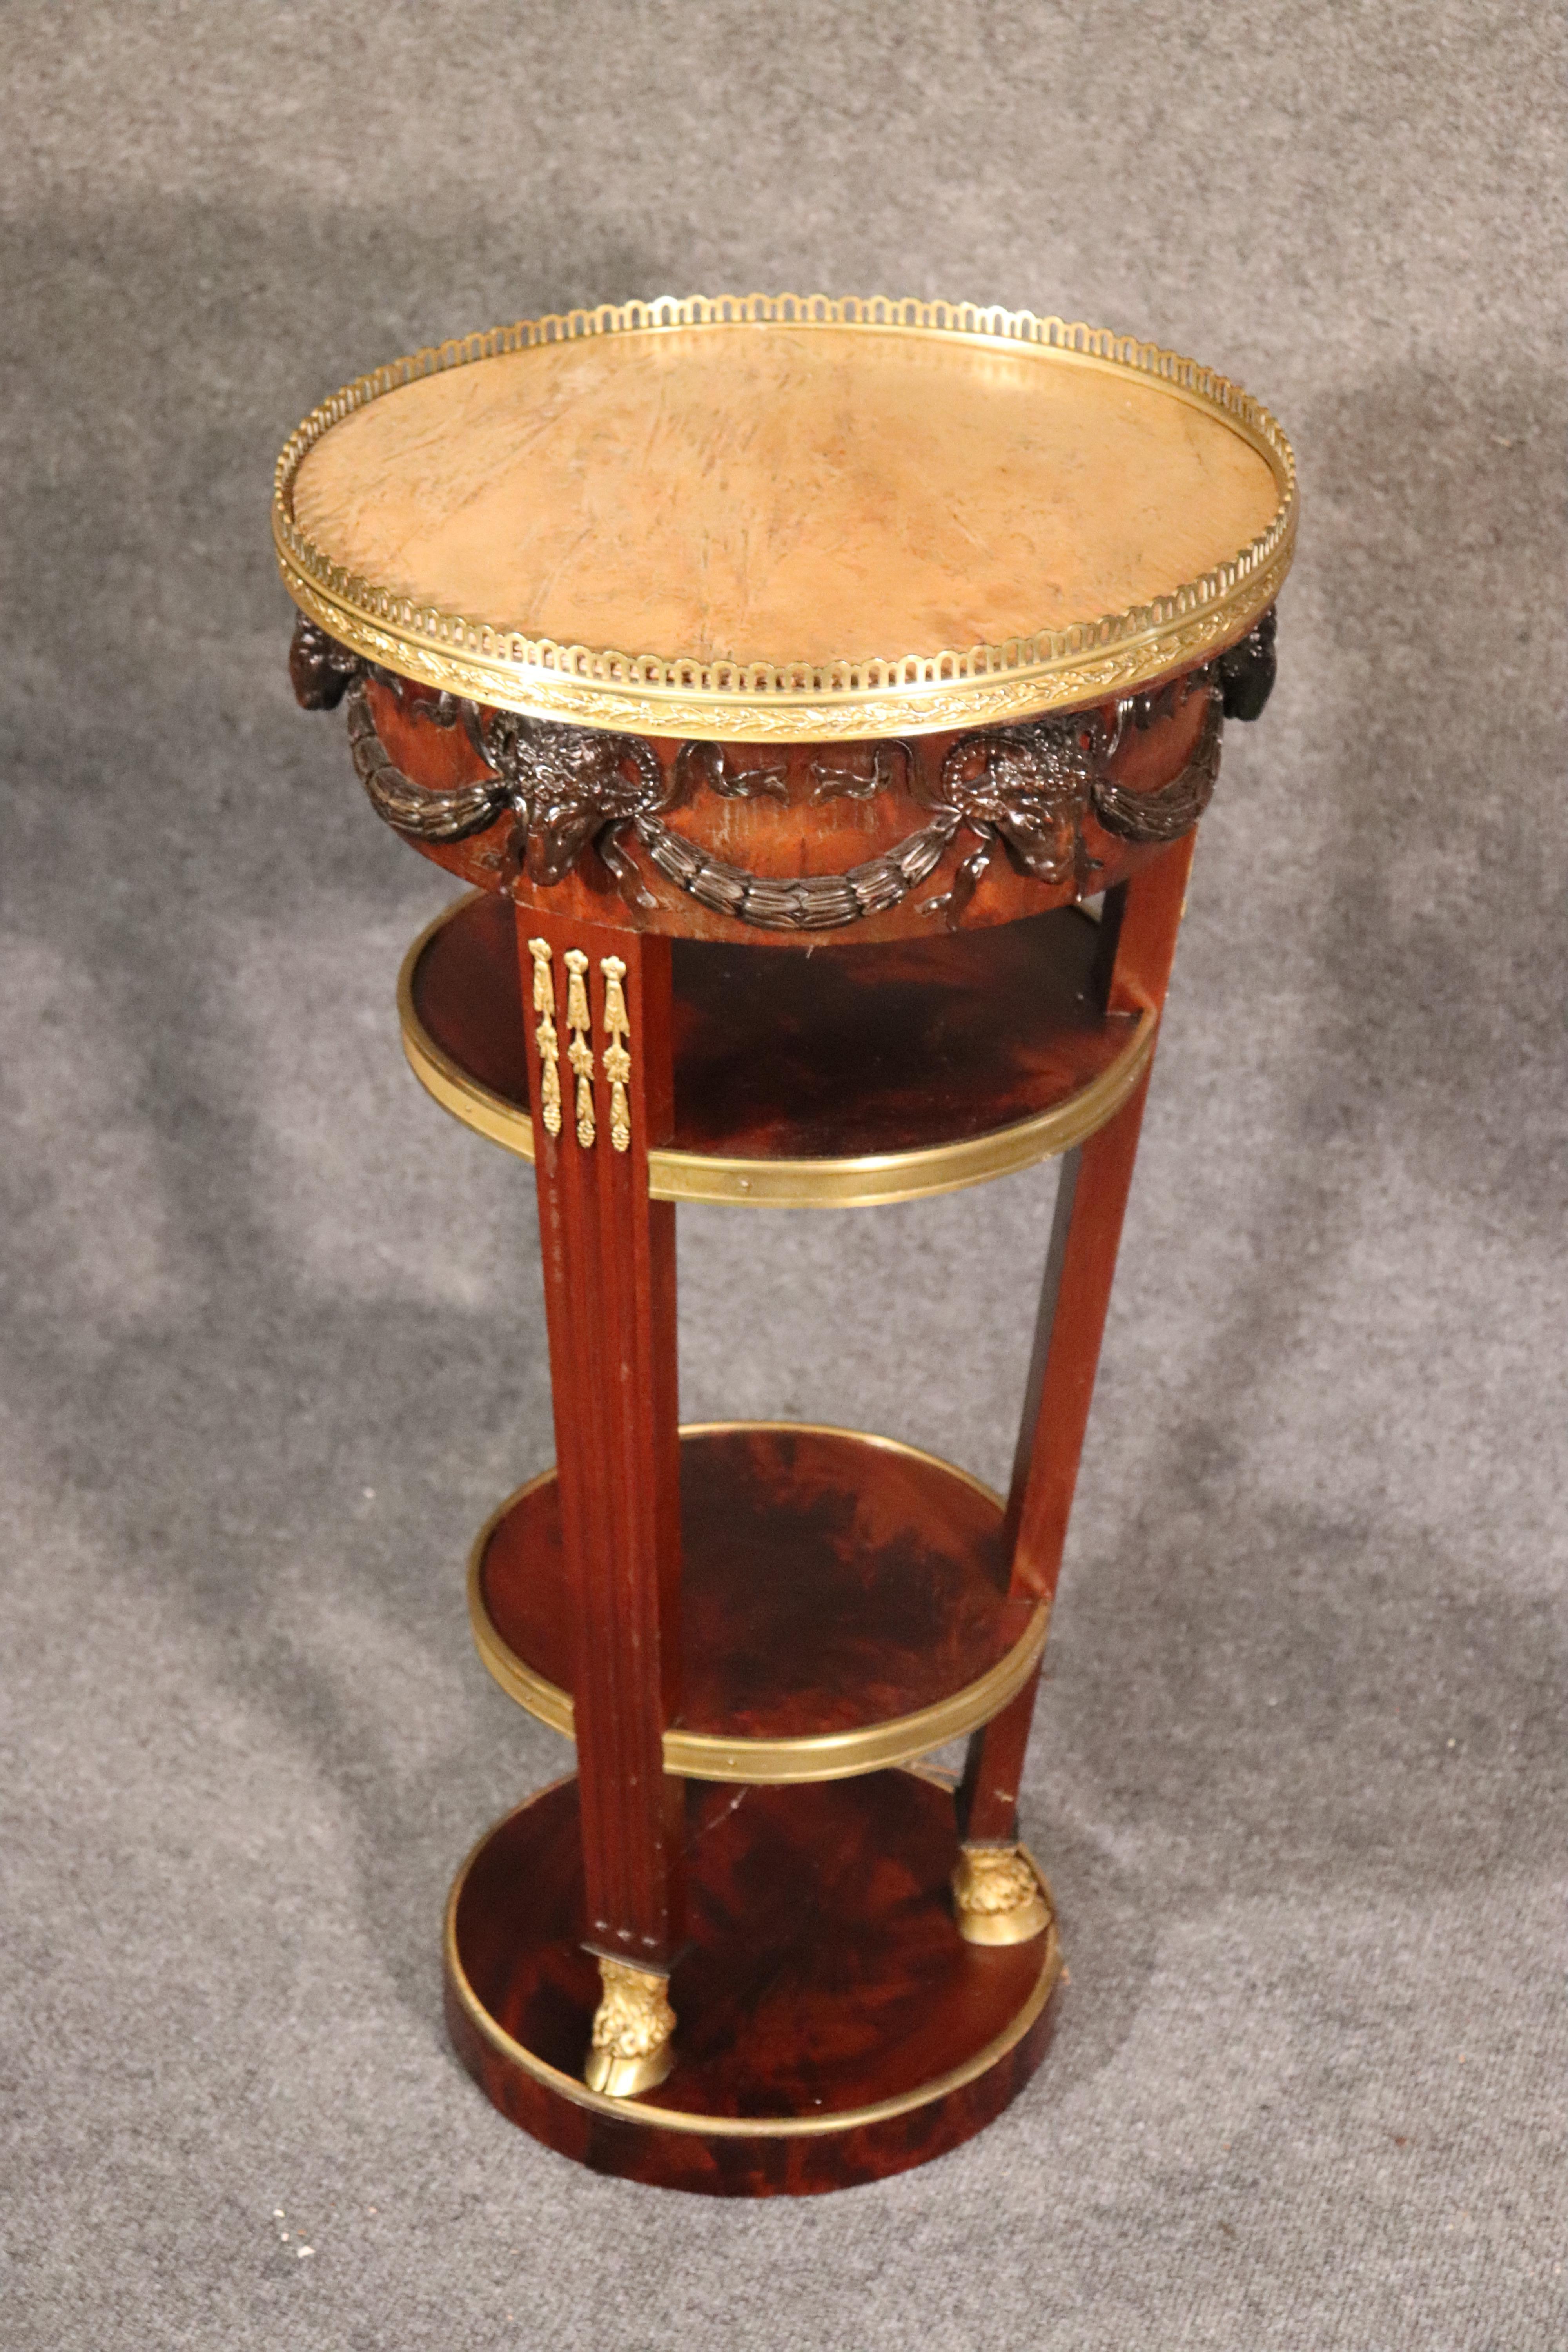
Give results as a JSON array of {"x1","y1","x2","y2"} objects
[
  {"x1": 292, "y1": 325, "x2": 1282, "y2": 670},
  {"x1": 275, "y1": 302, "x2": 1294, "y2": 735}
]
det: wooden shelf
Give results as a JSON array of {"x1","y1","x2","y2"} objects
[
  {"x1": 445, "y1": 1768, "x2": 1061, "y2": 2194},
  {"x1": 401, "y1": 889, "x2": 1154, "y2": 1207},
  {"x1": 470, "y1": 1424, "x2": 1047, "y2": 1782}
]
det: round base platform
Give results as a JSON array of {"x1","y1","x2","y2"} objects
[{"x1": 445, "y1": 1770, "x2": 1062, "y2": 2196}]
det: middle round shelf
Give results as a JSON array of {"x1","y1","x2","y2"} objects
[
  {"x1": 470, "y1": 1422, "x2": 1047, "y2": 1783},
  {"x1": 401, "y1": 889, "x2": 1154, "y2": 1209}
]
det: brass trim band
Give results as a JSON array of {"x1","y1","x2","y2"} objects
[
  {"x1": 465, "y1": 1421, "x2": 1050, "y2": 1782},
  {"x1": 445, "y1": 1780, "x2": 1061, "y2": 2138},
  {"x1": 274, "y1": 293, "x2": 1296, "y2": 741},
  {"x1": 397, "y1": 894, "x2": 1158, "y2": 1210}
]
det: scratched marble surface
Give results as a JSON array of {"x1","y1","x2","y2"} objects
[{"x1": 290, "y1": 323, "x2": 1282, "y2": 662}]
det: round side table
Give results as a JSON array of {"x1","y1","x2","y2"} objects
[{"x1": 273, "y1": 295, "x2": 1295, "y2": 2196}]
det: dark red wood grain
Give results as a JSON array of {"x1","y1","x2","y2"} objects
[
  {"x1": 520, "y1": 910, "x2": 684, "y2": 1969},
  {"x1": 414, "y1": 890, "x2": 1138, "y2": 1161},
  {"x1": 287, "y1": 603, "x2": 1258, "y2": 2194},
  {"x1": 479, "y1": 1425, "x2": 1037, "y2": 1741},
  {"x1": 445, "y1": 1771, "x2": 1060, "y2": 2194},
  {"x1": 364, "y1": 666, "x2": 1214, "y2": 947},
  {"x1": 1004, "y1": 835, "x2": 1196, "y2": 1595},
  {"x1": 960, "y1": 835, "x2": 1197, "y2": 1844}
]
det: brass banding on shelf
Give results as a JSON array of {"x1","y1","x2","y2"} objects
[
  {"x1": 397, "y1": 895, "x2": 1158, "y2": 1210},
  {"x1": 444, "y1": 1779, "x2": 1061, "y2": 2138},
  {"x1": 466, "y1": 1421, "x2": 1050, "y2": 1782}
]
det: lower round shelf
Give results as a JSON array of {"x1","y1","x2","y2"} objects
[
  {"x1": 444, "y1": 1769, "x2": 1062, "y2": 2195},
  {"x1": 470, "y1": 1422, "x2": 1048, "y2": 1781},
  {"x1": 400, "y1": 887, "x2": 1154, "y2": 1207}
]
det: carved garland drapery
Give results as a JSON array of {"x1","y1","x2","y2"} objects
[{"x1": 294, "y1": 610, "x2": 1274, "y2": 933}]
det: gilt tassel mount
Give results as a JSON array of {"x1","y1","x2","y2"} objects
[
  {"x1": 564, "y1": 949, "x2": 596, "y2": 1148},
  {"x1": 600, "y1": 957, "x2": 632, "y2": 1153},
  {"x1": 526, "y1": 938, "x2": 563, "y2": 1138}
]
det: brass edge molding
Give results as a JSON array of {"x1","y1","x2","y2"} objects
[
  {"x1": 274, "y1": 294, "x2": 1296, "y2": 741},
  {"x1": 464, "y1": 1421, "x2": 1051, "y2": 1782},
  {"x1": 282, "y1": 546, "x2": 1292, "y2": 742},
  {"x1": 396, "y1": 907, "x2": 534, "y2": 1160},
  {"x1": 444, "y1": 1784, "x2": 1061, "y2": 2138},
  {"x1": 397, "y1": 895, "x2": 1160, "y2": 1208},
  {"x1": 646, "y1": 1014, "x2": 1156, "y2": 1209}
]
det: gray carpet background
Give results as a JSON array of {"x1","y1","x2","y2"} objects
[{"x1": 2, "y1": 5, "x2": 1564, "y2": 2345}]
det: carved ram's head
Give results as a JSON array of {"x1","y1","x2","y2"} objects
[
  {"x1": 947, "y1": 719, "x2": 1101, "y2": 886},
  {"x1": 484, "y1": 719, "x2": 668, "y2": 886}
]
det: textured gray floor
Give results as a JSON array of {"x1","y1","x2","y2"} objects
[{"x1": 2, "y1": 5, "x2": 1565, "y2": 2346}]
